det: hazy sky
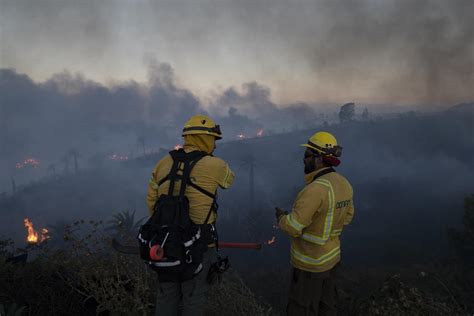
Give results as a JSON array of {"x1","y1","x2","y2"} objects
[{"x1": 1, "y1": 0, "x2": 473, "y2": 105}]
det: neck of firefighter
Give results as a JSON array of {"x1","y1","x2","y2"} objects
[
  {"x1": 304, "y1": 149, "x2": 328, "y2": 175},
  {"x1": 183, "y1": 134, "x2": 216, "y2": 154}
]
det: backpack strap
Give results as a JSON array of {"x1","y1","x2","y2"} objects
[
  {"x1": 185, "y1": 154, "x2": 218, "y2": 225},
  {"x1": 158, "y1": 149, "x2": 219, "y2": 225},
  {"x1": 158, "y1": 175, "x2": 169, "y2": 186},
  {"x1": 166, "y1": 154, "x2": 182, "y2": 196},
  {"x1": 157, "y1": 150, "x2": 205, "y2": 187},
  {"x1": 166, "y1": 149, "x2": 206, "y2": 198},
  {"x1": 187, "y1": 181, "x2": 216, "y2": 200}
]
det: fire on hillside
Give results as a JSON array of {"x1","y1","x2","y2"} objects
[
  {"x1": 16, "y1": 158, "x2": 41, "y2": 169},
  {"x1": 24, "y1": 218, "x2": 49, "y2": 244},
  {"x1": 107, "y1": 154, "x2": 129, "y2": 161}
]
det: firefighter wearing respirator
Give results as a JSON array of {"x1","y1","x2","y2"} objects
[{"x1": 276, "y1": 131, "x2": 355, "y2": 316}]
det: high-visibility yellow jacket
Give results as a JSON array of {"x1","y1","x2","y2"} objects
[
  {"x1": 279, "y1": 168, "x2": 354, "y2": 273},
  {"x1": 146, "y1": 137, "x2": 234, "y2": 224}
]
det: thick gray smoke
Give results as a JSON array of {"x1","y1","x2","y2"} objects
[
  {"x1": 209, "y1": 82, "x2": 321, "y2": 133},
  {"x1": 0, "y1": 64, "x2": 323, "y2": 191},
  {"x1": 1, "y1": 0, "x2": 472, "y2": 104},
  {"x1": 298, "y1": 0, "x2": 474, "y2": 104}
]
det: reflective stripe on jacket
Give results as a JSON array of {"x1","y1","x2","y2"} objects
[
  {"x1": 279, "y1": 168, "x2": 354, "y2": 273},
  {"x1": 146, "y1": 145, "x2": 234, "y2": 224}
]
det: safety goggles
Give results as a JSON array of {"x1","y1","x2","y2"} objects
[
  {"x1": 305, "y1": 142, "x2": 343, "y2": 157},
  {"x1": 212, "y1": 124, "x2": 222, "y2": 135}
]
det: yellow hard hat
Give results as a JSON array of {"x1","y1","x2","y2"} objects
[
  {"x1": 301, "y1": 131, "x2": 342, "y2": 157},
  {"x1": 182, "y1": 114, "x2": 222, "y2": 139}
]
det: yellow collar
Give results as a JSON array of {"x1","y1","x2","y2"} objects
[{"x1": 304, "y1": 167, "x2": 332, "y2": 184}]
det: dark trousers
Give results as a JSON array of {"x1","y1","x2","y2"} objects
[
  {"x1": 154, "y1": 250, "x2": 217, "y2": 316},
  {"x1": 287, "y1": 265, "x2": 339, "y2": 316}
]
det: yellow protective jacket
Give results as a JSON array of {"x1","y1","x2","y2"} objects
[
  {"x1": 146, "y1": 135, "x2": 234, "y2": 225},
  {"x1": 279, "y1": 168, "x2": 354, "y2": 273}
]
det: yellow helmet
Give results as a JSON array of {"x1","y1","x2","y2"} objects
[
  {"x1": 301, "y1": 131, "x2": 342, "y2": 157},
  {"x1": 182, "y1": 114, "x2": 222, "y2": 139}
]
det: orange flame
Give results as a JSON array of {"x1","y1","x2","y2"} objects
[
  {"x1": 266, "y1": 236, "x2": 276, "y2": 245},
  {"x1": 24, "y1": 218, "x2": 38, "y2": 243},
  {"x1": 174, "y1": 144, "x2": 183, "y2": 150},
  {"x1": 23, "y1": 218, "x2": 49, "y2": 244}
]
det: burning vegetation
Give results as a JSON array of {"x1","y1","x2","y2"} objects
[
  {"x1": 23, "y1": 218, "x2": 49, "y2": 244},
  {"x1": 236, "y1": 129, "x2": 264, "y2": 140},
  {"x1": 107, "y1": 154, "x2": 129, "y2": 161},
  {"x1": 15, "y1": 158, "x2": 40, "y2": 169}
]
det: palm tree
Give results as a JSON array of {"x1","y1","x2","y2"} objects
[{"x1": 106, "y1": 210, "x2": 146, "y2": 240}]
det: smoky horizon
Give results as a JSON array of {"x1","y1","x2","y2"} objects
[{"x1": 1, "y1": 0, "x2": 473, "y2": 105}]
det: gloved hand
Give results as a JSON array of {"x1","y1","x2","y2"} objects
[{"x1": 275, "y1": 207, "x2": 288, "y2": 223}]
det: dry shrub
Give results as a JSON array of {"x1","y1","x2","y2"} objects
[
  {"x1": 0, "y1": 220, "x2": 156, "y2": 315},
  {"x1": 207, "y1": 269, "x2": 274, "y2": 316},
  {"x1": 358, "y1": 274, "x2": 464, "y2": 316},
  {"x1": 0, "y1": 246, "x2": 86, "y2": 315},
  {"x1": 44, "y1": 220, "x2": 157, "y2": 315},
  {"x1": 1, "y1": 219, "x2": 273, "y2": 315}
]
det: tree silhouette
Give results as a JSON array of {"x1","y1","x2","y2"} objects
[
  {"x1": 60, "y1": 154, "x2": 70, "y2": 175},
  {"x1": 339, "y1": 102, "x2": 356, "y2": 122},
  {"x1": 68, "y1": 149, "x2": 81, "y2": 175},
  {"x1": 10, "y1": 177, "x2": 16, "y2": 194},
  {"x1": 137, "y1": 136, "x2": 146, "y2": 156},
  {"x1": 47, "y1": 163, "x2": 57, "y2": 176},
  {"x1": 362, "y1": 107, "x2": 369, "y2": 120},
  {"x1": 449, "y1": 195, "x2": 474, "y2": 265}
]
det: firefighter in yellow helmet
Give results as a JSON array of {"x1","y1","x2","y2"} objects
[
  {"x1": 146, "y1": 114, "x2": 234, "y2": 316},
  {"x1": 275, "y1": 131, "x2": 354, "y2": 316}
]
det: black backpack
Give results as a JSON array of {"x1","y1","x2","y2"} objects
[{"x1": 137, "y1": 149, "x2": 218, "y2": 282}]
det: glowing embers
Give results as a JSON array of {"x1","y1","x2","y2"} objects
[
  {"x1": 24, "y1": 218, "x2": 49, "y2": 244},
  {"x1": 236, "y1": 129, "x2": 264, "y2": 140},
  {"x1": 16, "y1": 158, "x2": 41, "y2": 169},
  {"x1": 107, "y1": 154, "x2": 129, "y2": 161}
]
